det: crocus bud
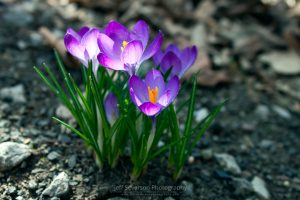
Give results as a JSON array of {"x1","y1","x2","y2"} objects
[{"x1": 104, "y1": 92, "x2": 119, "y2": 124}]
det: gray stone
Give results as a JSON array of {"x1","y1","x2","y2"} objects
[
  {"x1": 107, "y1": 197, "x2": 129, "y2": 200},
  {"x1": 215, "y1": 153, "x2": 241, "y2": 175},
  {"x1": 58, "y1": 134, "x2": 71, "y2": 143},
  {"x1": 259, "y1": 140, "x2": 274, "y2": 149},
  {"x1": 47, "y1": 151, "x2": 61, "y2": 161},
  {"x1": 0, "y1": 85, "x2": 26, "y2": 103},
  {"x1": 15, "y1": 196, "x2": 23, "y2": 200},
  {"x1": 200, "y1": 149, "x2": 213, "y2": 160},
  {"x1": 260, "y1": 51, "x2": 300, "y2": 75},
  {"x1": 272, "y1": 105, "x2": 291, "y2": 119},
  {"x1": 251, "y1": 176, "x2": 270, "y2": 199},
  {"x1": 0, "y1": 142, "x2": 31, "y2": 172},
  {"x1": 194, "y1": 108, "x2": 209, "y2": 123},
  {"x1": 255, "y1": 105, "x2": 270, "y2": 120},
  {"x1": 8, "y1": 186, "x2": 16, "y2": 194},
  {"x1": 55, "y1": 104, "x2": 73, "y2": 120},
  {"x1": 232, "y1": 177, "x2": 253, "y2": 195},
  {"x1": 28, "y1": 180, "x2": 38, "y2": 190},
  {"x1": 42, "y1": 172, "x2": 70, "y2": 197},
  {"x1": 180, "y1": 180, "x2": 194, "y2": 197},
  {"x1": 68, "y1": 155, "x2": 77, "y2": 169}
]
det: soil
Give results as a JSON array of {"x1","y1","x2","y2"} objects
[{"x1": 0, "y1": 0, "x2": 300, "y2": 200}]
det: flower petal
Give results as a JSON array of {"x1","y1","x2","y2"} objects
[
  {"x1": 104, "y1": 20, "x2": 129, "y2": 41},
  {"x1": 157, "y1": 90, "x2": 171, "y2": 107},
  {"x1": 179, "y1": 46, "x2": 197, "y2": 77},
  {"x1": 153, "y1": 50, "x2": 164, "y2": 66},
  {"x1": 165, "y1": 75, "x2": 180, "y2": 105},
  {"x1": 97, "y1": 53, "x2": 124, "y2": 70},
  {"x1": 81, "y1": 28, "x2": 101, "y2": 59},
  {"x1": 160, "y1": 51, "x2": 182, "y2": 76},
  {"x1": 104, "y1": 92, "x2": 119, "y2": 124},
  {"x1": 166, "y1": 44, "x2": 181, "y2": 57},
  {"x1": 139, "y1": 102, "x2": 162, "y2": 116},
  {"x1": 144, "y1": 69, "x2": 165, "y2": 98},
  {"x1": 129, "y1": 75, "x2": 148, "y2": 105},
  {"x1": 64, "y1": 33, "x2": 86, "y2": 64},
  {"x1": 97, "y1": 33, "x2": 115, "y2": 58},
  {"x1": 65, "y1": 28, "x2": 81, "y2": 41},
  {"x1": 141, "y1": 31, "x2": 163, "y2": 63},
  {"x1": 78, "y1": 26, "x2": 90, "y2": 37},
  {"x1": 130, "y1": 20, "x2": 149, "y2": 49},
  {"x1": 121, "y1": 40, "x2": 143, "y2": 65}
]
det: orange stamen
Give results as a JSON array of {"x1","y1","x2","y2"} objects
[{"x1": 148, "y1": 86, "x2": 159, "y2": 104}]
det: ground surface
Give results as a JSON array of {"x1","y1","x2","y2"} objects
[{"x1": 0, "y1": 0, "x2": 300, "y2": 199}]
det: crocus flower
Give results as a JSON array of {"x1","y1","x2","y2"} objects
[
  {"x1": 64, "y1": 27, "x2": 102, "y2": 74},
  {"x1": 153, "y1": 44, "x2": 197, "y2": 78},
  {"x1": 129, "y1": 69, "x2": 180, "y2": 116},
  {"x1": 97, "y1": 20, "x2": 163, "y2": 75},
  {"x1": 104, "y1": 92, "x2": 119, "y2": 125}
]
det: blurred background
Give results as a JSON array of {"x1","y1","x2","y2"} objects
[{"x1": 0, "y1": 0, "x2": 300, "y2": 199}]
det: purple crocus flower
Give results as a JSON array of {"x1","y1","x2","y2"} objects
[
  {"x1": 97, "y1": 20, "x2": 163, "y2": 75},
  {"x1": 153, "y1": 44, "x2": 197, "y2": 78},
  {"x1": 64, "y1": 27, "x2": 102, "y2": 74},
  {"x1": 129, "y1": 69, "x2": 180, "y2": 116},
  {"x1": 104, "y1": 92, "x2": 119, "y2": 125}
]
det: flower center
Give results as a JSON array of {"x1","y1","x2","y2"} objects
[
  {"x1": 121, "y1": 41, "x2": 128, "y2": 51},
  {"x1": 148, "y1": 86, "x2": 159, "y2": 104}
]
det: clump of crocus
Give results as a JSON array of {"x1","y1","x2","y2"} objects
[{"x1": 35, "y1": 19, "x2": 224, "y2": 180}]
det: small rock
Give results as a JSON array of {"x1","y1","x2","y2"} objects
[
  {"x1": 8, "y1": 186, "x2": 16, "y2": 194},
  {"x1": 180, "y1": 180, "x2": 194, "y2": 198},
  {"x1": 194, "y1": 108, "x2": 209, "y2": 123},
  {"x1": 47, "y1": 151, "x2": 61, "y2": 161},
  {"x1": 260, "y1": 51, "x2": 300, "y2": 75},
  {"x1": 0, "y1": 142, "x2": 31, "y2": 172},
  {"x1": 56, "y1": 104, "x2": 73, "y2": 120},
  {"x1": 232, "y1": 177, "x2": 253, "y2": 195},
  {"x1": 68, "y1": 155, "x2": 77, "y2": 169},
  {"x1": 42, "y1": 172, "x2": 70, "y2": 198},
  {"x1": 0, "y1": 85, "x2": 26, "y2": 103},
  {"x1": 107, "y1": 197, "x2": 130, "y2": 200},
  {"x1": 252, "y1": 176, "x2": 270, "y2": 200},
  {"x1": 215, "y1": 153, "x2": 241, "y2": 175},
  {"x1": 272, "y1": 105, "x2": 291, "y2": 119},
  {"x1": 164, "y1": 197, "x2": 176, "y2": 200},
  {"x1": 214, "y1": 170, "x2": 232, "y2": 180},
  {"x1": 255, "y1": 105, "x2": 270, "y2": 120},
  {"x1": 28, "y1": 180, "x2": 38, "y2": 190},
  {"x1": 58, "y1": 134, "x2": 71, "y2": 143},
  {"x1": 188, "y1": 156, "x2": 195, "y2": 164},
  {"x1": 15, "y1": 196, "x2": 23, "y2": 200},
  {"x1": 200, "y1": 149, "x2": 213, "y2": 160},
  {"x1": 259, "y1": 140, "x2": 274, "y2": 149}
]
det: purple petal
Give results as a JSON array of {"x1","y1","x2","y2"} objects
[
  {"x1": 166, "y1": 44, "x2": 181, "y2": 57},
  {"x1": 97, "y1": 33, "x2": 115, "y2": 58},
  {"x1": 139, "y1": 102, "x2": 162, "y2": 116},
  {"x1": 78, "y1": 26, "x2": 90, "y2": 37},
  {"x1": 157, "y1": 90, "x2": 171, "y2": 107},
  {"x1": 141, "y1": 31, "x2": 163, "y2": 63},
  {"x1": 153, "y1": 51, "x2": 164, "y2": 66},
  {"x1": 164, "y1": 75, "x2": 180, "y2": 105},
  {"x1": 130, "y1": 20, "x2": 149, "y2": 49},
  {"x1": 145, "y1": 69, "x2": 165, "y2": 98},
  {"x1": 104, "y1": 92, "x2": 119, "y2": 124},
  {"x1": 81, "y1": 28, "x2": 101, "y2": 59},
  {"x1": 64, "y1": 34, "x2": 86, "y2": 65},
  {"x1": 97, "y1": 53, "x2": 124, "y2": 70},
  {"x1": 179, "y1": 46, "x2": 197, "y2": 77},
  {"x1": 65, "y1": 28, "x2": 81, "y2": 41},
  {"x1": 129, "y1": 75, "x2": 148, "y2": 105},
  {"x1": 104, "y1": 20, "x2": 129, "y2": 41},
  {"x1": 121, "y1": 40, "x2": 143, "y2": 65},
  {"x1": 160, "y1": 51, "x2": 182, "y2": 76}
]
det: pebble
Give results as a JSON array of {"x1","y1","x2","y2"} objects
[
  {"x1": 200, "y1": 149, "x2": 213, "y2": 160},
  {"x1": 232, "y1": 177, "x2": 253, "y2": 195},
  {"x1": 180, "y1": 180, "x2": 194, "y2": 198},
  {"x1": 194, "y1": 108, "x2": 209, "y2": 123},
  {"x1": 58, "y1": 134, "x2": 71, "y2": 143},
  {"x1": 47, "y1": 151, "x2": 61, "y2": 161},
  {"x1": 28, "y1": 180, "x2": 38, "y2": 190},
  {"x1": 68, "y1": 154, "x2": 77, "y2": 169},
  {"x1": 8, "y1": 185, "x2": 16, "y2": 194},
  {"x1": 272, "y1": 105, "x2": 291, "y2": 119},
  {"x1": 214, "y1": 153, "x2": 241, "y2": 175},
  {"x1": 42, "y1": 172, "x2": 70, "y2": 198},
  {"x1": 251, "y1": 176, "x2": 270, "y2": 200},
  {"x1": 55, "y1": 104, "x2": 73, "y2": 120},
  {"x1": 0, "y1": 142, "x2": 31, "y2": 172},
  {"x1": 255, "y1": 104, "x2": 270, "y2": 120},
  {"x1": 0, "y1": 85, "x2": 26, "y2": 103}
]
